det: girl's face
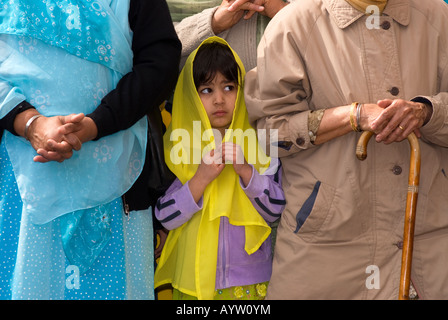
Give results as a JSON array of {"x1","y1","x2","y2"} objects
[{"x1": 197, "y1": 71, "x2": 237, "y2": 135}]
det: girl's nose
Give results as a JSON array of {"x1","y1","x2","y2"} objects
[{"x1": 213, "y1": 91, "x2": 225, "y2": 105}]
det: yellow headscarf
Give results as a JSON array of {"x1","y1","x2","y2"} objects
[
  {"x1": 345, "y1": 0, "x2": 388, "y2": 14},
  {"x1": 154, "y1": 37, "x2": 271, "y2": 300}
]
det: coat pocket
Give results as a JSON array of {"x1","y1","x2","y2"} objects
[
  {"x1": 293, "y1": 180, "x2": 336, "y2": 243},
  {"x1": 294, "y1": 181, "x2": 321, "y2": 233}
]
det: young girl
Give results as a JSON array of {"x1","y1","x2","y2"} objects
[{"x1": 154, "y1": 37, "x2": 285, "y2": 300}]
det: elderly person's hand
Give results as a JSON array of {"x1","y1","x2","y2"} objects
[
  {"x1": 33, "y1": 114, "x2": 98, "y2": 163},
  {"x1": 30, "y1": 113, "x2": 84, "y2": 162},
  {"x1": 313, "y1": 100, "x2": 432, "y2": 146},
  {"x1": 212, "y1": 0, "x2": 263, "y2": 34},
  {"x1": 14, "y1": 110, "x2": 84, "y2": 162},
  {"x1": 212, "y1": 0, "x2": 288, "y2": 34},
  {"x1": 228, "y1": 0, "x2": 288, "y2": 19},
  {"x1": 369, "y1": 99, "x2": 432, "y2": 144}
]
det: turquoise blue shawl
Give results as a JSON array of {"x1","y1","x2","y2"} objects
[{"x1": 0, "y1": 0, "x2": 147, "y2": 272}]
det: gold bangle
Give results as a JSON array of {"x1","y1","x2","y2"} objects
[{"x1": 349, "y1": 102, "x2": 359, "y2": 132}]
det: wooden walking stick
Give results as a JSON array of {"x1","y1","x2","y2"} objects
[{"x1": 356, "y1": 131, "x2": 421, "y2": 300}]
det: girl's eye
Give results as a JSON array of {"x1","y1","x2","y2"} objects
[
  {"x1": 224, "y1": 85, "x2": 235, "y2": 91},
  {"x1": 200, "y1": 87, "x2": 212, "y2": 94}
]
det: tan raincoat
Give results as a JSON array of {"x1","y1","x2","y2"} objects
[{"x1": 245, "y1": 0, "x2": 448, "y2": 299}]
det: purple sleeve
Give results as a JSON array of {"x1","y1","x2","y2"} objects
[
  {"x1": 155, "y1": 161, "x2": 286, "y2": 229},
  {"x1": 240, "y1": 163, "x2": 285, "y2": 223},
  {"x1": 154, "y1": 178, "x2": 203, "y2": 230}
]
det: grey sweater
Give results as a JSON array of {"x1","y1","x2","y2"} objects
[{"x1": 174, "y1": 7, "x2": 260, "y2": 71}]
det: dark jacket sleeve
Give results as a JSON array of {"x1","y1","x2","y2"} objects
[
  {"x1": 0, "y1": 101, "x2": 35, "y2": 139},
  {"x1": 120, "y1": 0, "x2": 181, "y2": 214},
  {"x1": 87, "y1": 0, "x2": 181, "y2": 139},
  {"x1": 2, "y1": 0, "x2": 181, "y2": 140}
]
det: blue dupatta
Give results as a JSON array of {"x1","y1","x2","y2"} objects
[{"x1": 0, "y1": 0, "x2": 147, "y2": 272}]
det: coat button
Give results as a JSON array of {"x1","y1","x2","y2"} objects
[
  {"x1": 381, "y1": 21, "x2": 391, "y2": 30},
  {"x1": 389, "y1": 87, "x2": 400, "y2": 96},
  {"x1": 392, "y1": 165, "x2": 402, "y2": 175},
  {"x1": 296, "y1": 137, "x2": 305, "y2": 146}
]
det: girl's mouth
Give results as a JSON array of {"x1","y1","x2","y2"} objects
[{"x1": 214, "y1": 110, "x2": 227, "y2": 116}]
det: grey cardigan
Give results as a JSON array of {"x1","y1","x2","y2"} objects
[{"x1": 174, "y1": 7, "x2": 259, "y2": 71}]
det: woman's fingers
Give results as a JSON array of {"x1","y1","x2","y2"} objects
[
  {"x1": 228, "y1": 0, "x2": 264, "y2": 12},
  {"x1": 372, "y1": 99, "x2": 426, "y2": 144},
  {"x1": 34, "y1": 146, "x2": 73, "y2": 163}
]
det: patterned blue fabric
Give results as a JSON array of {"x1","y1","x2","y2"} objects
[
  {"x1": 0, "y1": 0, "x2": 153, "y2": 299},
  {"x1": 0, "y1": 0, "x2": 147, "y2": 225},
  {"x1": 0, "y1": 0, "x2": 133, "y2": 75},
  {"x1": 60, "y1": 204, "x2": 113, "y2": 274},
  {"x1": 0, "y1": 143, "x2": 155, "y2": 299}
]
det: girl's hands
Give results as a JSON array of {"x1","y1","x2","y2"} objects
[
  {"x1": 196, "y1": 148, "x2": 226, "y2": 185},
  {"x1": 221, "y1": 142, "x2": 252, "y2": 186},
  {"x1": 188, "y1": 142, "x2": 253, "y2": 202},
  {"x1": 188, "y1": 148, "x2": 226, "y2": 203},
  {"x1": 194, "y1": 142, "x2": 251, "y2": 185}
]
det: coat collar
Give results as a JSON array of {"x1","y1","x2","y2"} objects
[{"x1": 322, "y1": 0, "x2": 410, "y2": 29}]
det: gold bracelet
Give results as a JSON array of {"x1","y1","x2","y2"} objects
[{"x1": 349, "y1": 102, "x2": 360, "y2": 132}]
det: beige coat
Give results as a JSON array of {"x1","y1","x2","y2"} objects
[{"x1": 245, "y1": 0, "x2": 448, "y2": 299}]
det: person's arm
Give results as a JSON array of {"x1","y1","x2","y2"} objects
[
  {"x1": 175, "y1": 0, "x2": 286, "y2": 69},
  {"x1": 220, "y1": 140, "x2": 285, "y2": 222},
  {"x1": 174, "y1": 6, "x2": 220, "y2": 69},
  {"x1": 312, "y1": 102, "x2": 386, "y2": 145},
  {"x1": 7, "y1": 0, "x2": 181, "y2": 163},
  {"x1": 33, "y1": 0, "x2": 182, "y2": 162},
  {"x1": 0, "y1": 101, "x2": 35, "y2": 136},
  {"x1": 244, "y1": 24, "x2": 321, "y2": 157},
  {"x1": 240, "y1": 162, "x2": 285, "y2": 223},
  {"x1": 87, "y1": 0, "x2": 181, "y2": 140},
  {"x1": 243, "y1": 13, "x2": 406, "y2": 155},
  {"x1": 156, "y1": 148, "x2": 225, "y2": 229},
  {"x1": 155, "y1": 178, "x2": 204, "y2": 230}
]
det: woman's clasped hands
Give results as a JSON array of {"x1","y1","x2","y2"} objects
[{"x1": 25, "y1": 112, "x2": 98, "y2": 163}]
